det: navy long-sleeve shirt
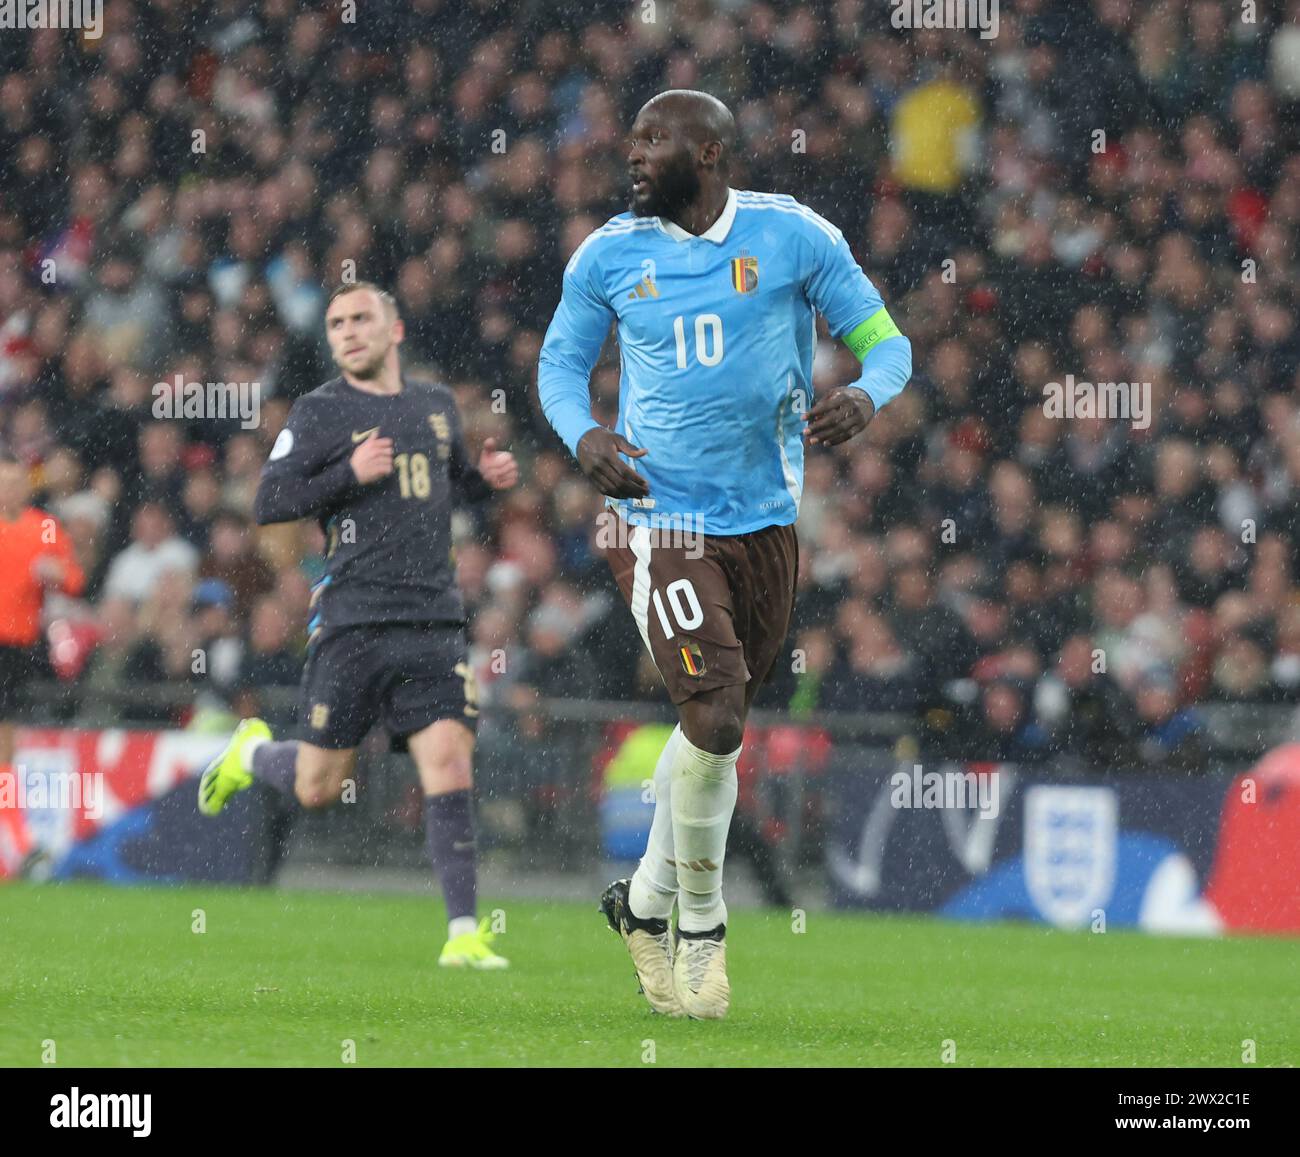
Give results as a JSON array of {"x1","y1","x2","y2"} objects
[{"x1": 255, "y1": 376, "x2": 492, "y2": 634}]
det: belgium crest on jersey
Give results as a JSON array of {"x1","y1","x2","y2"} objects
[{"x1": 731, "y1": 255, "x2": 758, "y2": 294}]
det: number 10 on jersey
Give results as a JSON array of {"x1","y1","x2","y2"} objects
[{"x1": 673, "y1": 314, "x2": 724, "y2": 368}]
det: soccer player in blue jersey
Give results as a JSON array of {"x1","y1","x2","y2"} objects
[{"x1": 538, "y1": 91, "x2": 912, "y2": 1018}]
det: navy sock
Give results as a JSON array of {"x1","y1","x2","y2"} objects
[
  {"x1": 424, "y1": 790, "x2": 477, "y2": 923},
  {"x1": 250, "y1": 740, "x2": 300, "y2": 805}
]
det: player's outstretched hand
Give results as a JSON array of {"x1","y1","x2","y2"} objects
[
  {"x1": 803, "y1": 388, "x2": 875, "y2": 447},
  {"x1": 577, "y1": 427, "x2": 649, "y2": 499},
  {"x1": 479, "y1": 437, "x2": 519, "y2": 490},
  {"x1": 350, "y1": 432, "x2": 394, "y2": 483}
]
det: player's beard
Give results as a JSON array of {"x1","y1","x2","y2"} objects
[{"x1": 632, "y1": 156, "x2": 701, "y2": 221}]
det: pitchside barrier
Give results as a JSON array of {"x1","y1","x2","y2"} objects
[
  {"x1": 8, "y1": 684, "x2": 913, "y2": 884},
  {"x1": 824, "y1": 750, "x2": 1300, "y2": 935},
  {"x1": 6, "y1": 684, "x2": 1299, "y2": 937}
]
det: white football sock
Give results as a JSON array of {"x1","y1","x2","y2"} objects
[
  {"x1": 241, "y1": 734, "x2": 268, "y2": 773},
  {"x1": 671, "y1": 733, "x2": 740, "y2": 933},
  {"x1": 628, "y1": 725, "x2": 682, "y2": 922},
  {"x1": 448, "y1": 915, "x2": 477, "y2": 940}
]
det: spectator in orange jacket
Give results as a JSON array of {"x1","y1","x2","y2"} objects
[{"x1": 0, "y1": 456, "x2": 86, "y2": 770}]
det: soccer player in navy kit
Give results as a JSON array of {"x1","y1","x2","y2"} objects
[
  {"x1": 200, "y1": 282, "x2": 519, "y2": 969},
  {"x1": 539, "y1": 91, "x2": 912, "y2": 1017}
]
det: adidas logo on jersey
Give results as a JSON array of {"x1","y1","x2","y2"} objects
[{"x1": 626, "y1": 277, "x2": 660, "y2": 300}]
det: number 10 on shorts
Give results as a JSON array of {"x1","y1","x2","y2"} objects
[{"x1": 651, "y1": 579, "x2": 704, "y2": 638}]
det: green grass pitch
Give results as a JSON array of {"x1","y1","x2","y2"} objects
[{"x1": 1, "y1": 882, "x2": 1296, "y2": 1067}]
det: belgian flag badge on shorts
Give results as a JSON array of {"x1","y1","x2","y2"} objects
[
  {"x1": 731, "y1": 256, "x2": 758, "y2": 294},
  {"x1": 679, "y1": 641, "x2": 706, "y2": 677}
]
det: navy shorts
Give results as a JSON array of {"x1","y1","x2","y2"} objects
[{"x1": 298, "y1": 623, "x2": 478, "y2": 750}]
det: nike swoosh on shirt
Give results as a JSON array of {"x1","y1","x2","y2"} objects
[{"x1": 351, "y1": 427, "x2": 380, "y2": 442}]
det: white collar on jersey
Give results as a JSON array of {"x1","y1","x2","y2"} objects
[{"x1": 656, "y1": 186, "x2": 738, "y2": 244}]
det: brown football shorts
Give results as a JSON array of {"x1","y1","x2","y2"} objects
[{"x1": 604, "y1": 513, "x2": 798, "y2": 705}]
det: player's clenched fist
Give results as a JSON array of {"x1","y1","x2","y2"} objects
[
  {"x1": 803, "y1": 387, "x2": 875, "y2": 447},
  {"x1": 577, "y1": 427, "x2": 649, "y2": 500},
  {"x1": 478, "y1": 437, "x2": 519, "y2": 490},
  {"x1": 350, "y1": 432, "x2": 394, "y2": 483}
]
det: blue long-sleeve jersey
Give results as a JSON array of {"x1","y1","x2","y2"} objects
[{"x1": 538, "y1": 187, "x2": 912, "y2": 535}]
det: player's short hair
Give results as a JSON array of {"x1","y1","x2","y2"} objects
[{"x1": 326, "y1": 281, "x2": 400, "y2": 320}]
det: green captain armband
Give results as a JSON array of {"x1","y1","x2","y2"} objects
[{"x1": 842, "y1": 308, "x2": 902, "y2": 361}]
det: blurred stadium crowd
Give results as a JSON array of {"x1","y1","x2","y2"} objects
[{"x1": 2, "y1": 0, "x2": 1300, "y2": 772}]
